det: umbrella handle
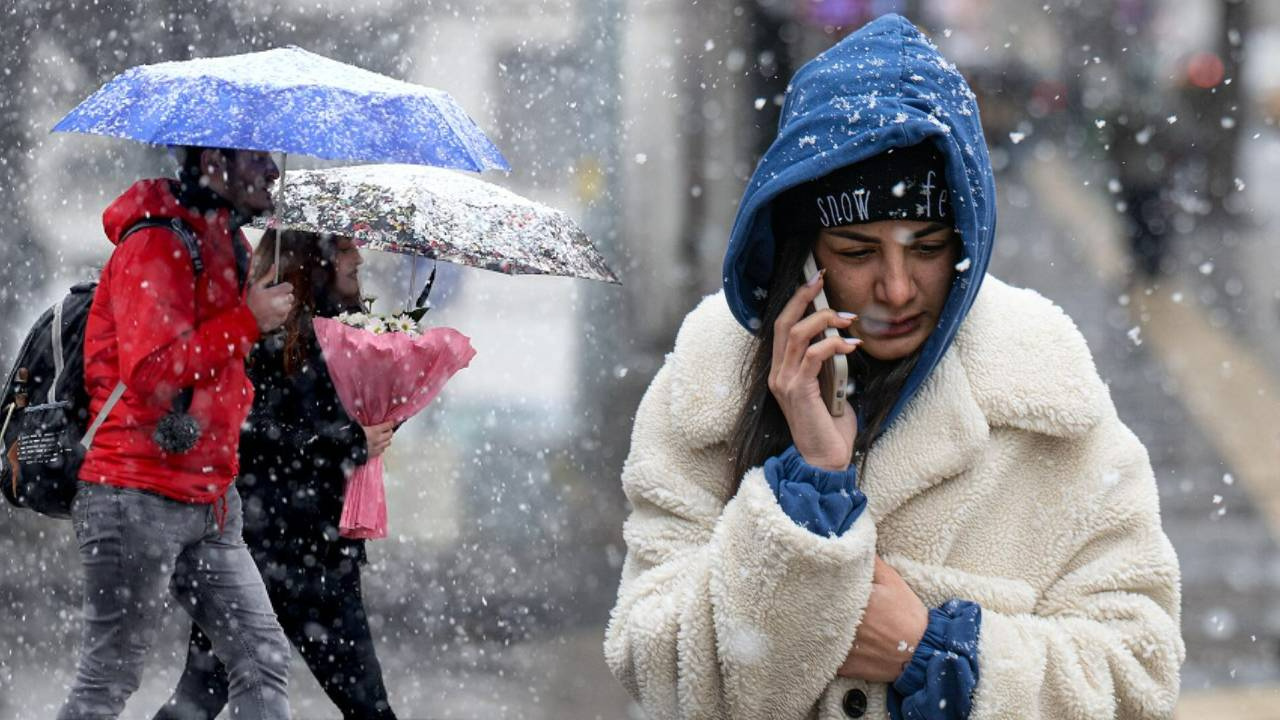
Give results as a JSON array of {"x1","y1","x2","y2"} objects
[
  {"x1": 408, "y1": 255, "x2": 417, "y2": 310},
  {"x1": 274, "y1": 152, "x2": 288, "y2": 284},
  {"x1": 415, "y1": 261, "x2": 437, "y2": 309}
]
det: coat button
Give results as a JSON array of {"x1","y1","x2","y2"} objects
[{"x1": 842, "y1": 688, "x2": 868, "y2": 718}]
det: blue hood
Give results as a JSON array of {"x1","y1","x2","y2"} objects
[{"x1": 722, "y1": 14, "x2": 996, "y2": 431}]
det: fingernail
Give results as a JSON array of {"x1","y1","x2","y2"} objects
[
  {"x1": 837, "y1": 312, "x2": 857, "y2": 320},
  {"x1": 805, "y1": 268, "x2": 826, "y2": 286},
  {"x1": 844, "y1": 337, "x2": 862, "y2": 345}
]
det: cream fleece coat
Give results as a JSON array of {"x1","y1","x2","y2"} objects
[{"x1": 604, "y1": 277, "x2": 1183, "y2": 720}]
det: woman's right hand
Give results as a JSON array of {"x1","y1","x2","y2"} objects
[
  {"x1": 362, "y1": 421, "x2": 395, "y2": 458},
  {"x1": 768, "y1": 270, "x2": 861, "y2": 471}
]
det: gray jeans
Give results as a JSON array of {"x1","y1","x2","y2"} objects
[{"x1": 57, "y1": 482, "x2": 291, "y2": 720}]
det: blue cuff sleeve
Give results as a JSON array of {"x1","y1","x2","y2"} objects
[
  {"x1": 888, "y1": 599, "x2": 983, "y2": 720},
  {"x1": 763, "y1": 445, "x2": 865, "y2": 537}
]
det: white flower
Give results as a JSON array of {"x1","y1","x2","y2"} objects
[
  {"x1": 391, "y1": 316, "x2": 418, "y2": 334},
  {"x1": 339, "y1": 309, "x2": 430, "y2": 335}
]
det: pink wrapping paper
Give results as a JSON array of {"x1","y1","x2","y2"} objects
[{"x1": 313, "y1": 317, "x2": 476, "y2": 539}]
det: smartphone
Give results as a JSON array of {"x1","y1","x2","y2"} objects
[{"x1": 802, "y1": 254, "x2": 849, "y2": 417}]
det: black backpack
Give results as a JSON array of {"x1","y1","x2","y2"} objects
[{"x1": 0, "y1": 219, "x2": 202, "y2": 518}]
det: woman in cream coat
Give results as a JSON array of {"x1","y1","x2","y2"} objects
[{"x1": 604, "y1": 15, "x2": 1183, "y2": 720}]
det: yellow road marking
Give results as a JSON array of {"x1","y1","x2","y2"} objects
[
  {"x1": 1136, "y1": 287, "x2": 1280, "y2": 525},
  {"x1": 1175, "y1": 685, "x2": 1280, "y2": 719}
]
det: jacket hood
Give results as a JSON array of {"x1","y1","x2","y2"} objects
[
  {"x1": 102, "y1": 178, "x2": 215, "y2": 245},
  {"x1": 721, "y1": 14, "x2": 997, "y2": 431}
]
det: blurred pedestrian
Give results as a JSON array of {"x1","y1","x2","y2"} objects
[
  {"x1": 604, "y1": 15, "x2": 1183, "y2": 720},
  {"x1": 1111, "y1": 122, "x2": 1173, "y2": 277},
  {"x1": 155, "y1": 230, "x2": 398, "y2": 720},
  {"x1": 1107, "y1": 84, "x2": 1178, "y2": 278},
  {"x1": 1104, "y1": 29, "x2": 1192, "y2": 280},
  {"x1": 61, "y1": 146, "x2": 294, "y2": 720}
]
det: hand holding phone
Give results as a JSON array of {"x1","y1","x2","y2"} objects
[{"x1": 766, "y1": 255, "x2": 861, "y2": 472}]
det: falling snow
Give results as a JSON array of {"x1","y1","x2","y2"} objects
[{"x1": 0, "y1": 2, "x2": 1274, "y2": 715}]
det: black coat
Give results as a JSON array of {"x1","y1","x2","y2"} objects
[{"x1": 238, "y1": 319, "x2": 368, "y2": 567}]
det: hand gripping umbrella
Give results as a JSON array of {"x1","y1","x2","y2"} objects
[{"x1": 53, "y1": 45, "x2": 510, "y2": 277}]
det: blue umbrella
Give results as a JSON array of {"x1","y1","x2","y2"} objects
[{"x1": 52, "y1": 45, "x2": 509, "y2": 172}]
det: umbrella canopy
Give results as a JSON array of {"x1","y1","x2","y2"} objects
[
  {"x1": 52, "y1": 46, "x2": 508, "y2": 172},
  {"x1": 252, "y1": 164, "x2": 619, "y2": 284}
]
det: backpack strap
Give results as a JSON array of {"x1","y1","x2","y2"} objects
[
  {"x1": 128, "y1": 218, "x2": 205, "y2": 424},
  {"x1": 77, "y1": 219, "x2": 205, "y2": 449},
  {"x1": 121, "y1": 218, "x2": 203, "y2": 277},
  {"x1": 48, "y1": 298, "x2": 66, "y2": 405},
  {"x1": 80, "y1": 382, "x2": 125, "y2": 450}
]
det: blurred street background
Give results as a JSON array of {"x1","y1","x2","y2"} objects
[{"x1": 2, "y1": 0, "x2": 1279, "y2": 717}]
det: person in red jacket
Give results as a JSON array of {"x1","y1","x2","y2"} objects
[{"x1": 59, "y1": 146, "x2": 297, "y2": 720}]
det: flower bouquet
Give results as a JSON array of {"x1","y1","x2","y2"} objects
[{"x1": 314, "y1": 308, "x2": 475, "y2": 539}]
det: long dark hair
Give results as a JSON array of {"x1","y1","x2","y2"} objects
[
  {"x1": 725, "y1": 232, "x2": 925, "y2": 490},
  {"x1": 252, "y1": 230, "x2": 363, "y2": 377}
]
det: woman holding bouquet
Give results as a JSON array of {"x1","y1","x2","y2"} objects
[{"x1": 155, "y1": 230, "x2": 399, "y2": 720}]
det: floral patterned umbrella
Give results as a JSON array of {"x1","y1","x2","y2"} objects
[{"x1": 253, "y1": 163, "x2": 618, "y2": 284}]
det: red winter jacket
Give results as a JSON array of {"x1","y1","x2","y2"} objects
[{"x1": 79, "y1": 179, "x2": 261, "y2": 503}]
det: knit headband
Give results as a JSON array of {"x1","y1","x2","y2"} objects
[{"x1": 772, "y1": 142, "x2": 951, "y2": 233}]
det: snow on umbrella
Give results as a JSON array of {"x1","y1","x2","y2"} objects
[
  {"x1": 51, "y1": 45, "x2": 509, "y2": 172},
  {"x1": 252, "y1": 163, "x2": 620, "y2": 284}
]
